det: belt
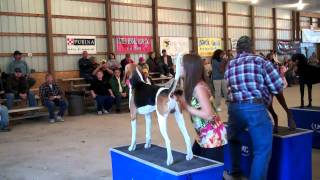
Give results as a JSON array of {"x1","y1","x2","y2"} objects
[{"x1": 228, "y1": 98, "x2": 264, "y2": 104}]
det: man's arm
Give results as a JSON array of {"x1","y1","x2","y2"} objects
[{"x1": 274, "y1": 92, "x2": 296, "y2": 130}]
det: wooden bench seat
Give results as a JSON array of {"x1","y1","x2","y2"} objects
[
  {"x1": 8, "y1": 106, "x2": 45, "y2": 114},
  {"x1": 72, "y1": 84, "x2": 90, "y2": 88}
]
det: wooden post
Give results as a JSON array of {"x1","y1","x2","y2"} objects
[
  {"x1": 292, "y1": 11, "x2": 296, "y2": 40},
  {"x1": 105, "y1": 0, "x2": 113, "y2": 54},
  {"x1": 296, "y1": 11, "x2": 301, "y2": 40},
  {"x1": 191, "y1": 0, "x2": 197, "y2": 54},
  {"x1": 152, "y1": 0, "x2": 160, "y2": 57},
  {"x1": 272, "y1": 8, "x2": 277, "y2": 50},
  {"x1": 250, "y1": 5, "x2": 255, "y2": 53},
  {"x1": 309, "y1": 17, "x2": 313, "y2": 27},
  {"x1": 222, "y1": 2, "x2": 228, "y2": 50},
  {"x1": 44, "y1": 0, "x2": 55, "y2": 77}
]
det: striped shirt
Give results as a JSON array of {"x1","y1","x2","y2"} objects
[{"x1": 224, "y1": 53, "x2": 283, "y2": 105}]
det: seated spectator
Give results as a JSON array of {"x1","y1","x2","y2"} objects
[
  {"x1": 92, "y1": 60, "x2": 113, "y2": 82},
  {"x1": 79, "y1": 51, "x2": 95, "y2": 82},
  {"x1": 146, "y1": 52, "x2": 165, "y2": 77},
  {"x1": 121, "y1": 53, "x2": 134, "y2": 72},
  {"x1": 138, "y1": 57, "x2": 149, "y2": 71},
  {"x1": 89, "y1": 56, "x2": 99, "y2": 70},
  {"x1": 90, "y1": 71, "x2": 115, "y2": 115},
  {"x1": 7, "y1": 50, "x2": 36, "y2": 88},
  {"x1": 39, "y1": 74, "x2": 67, "y2": 123},
  {"x1": 160, "y1": 49, "x2": 174, "y2": 77},
  {"x1": 107, "y1": 52, "x2": 121, "y2": 70},
  {"x1": 109, "y1": 68, "x2": 128, "y2": 113},
  {"x1": 0, "y1": 105, "x2": 10, "y2": 132},
  {"x1": 5, "y1": 68, "x2": 37, "y2": 110}
]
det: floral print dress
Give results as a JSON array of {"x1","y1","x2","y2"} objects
[{"x1": 190, "y1": 93, "x2": 228, "y2": 148}]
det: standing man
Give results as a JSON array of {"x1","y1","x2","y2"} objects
[
  {"x1": 160, "y1": 49, "x2": 174, "y2": 77},
  {"x1": 39, "y1": 74, "x2": 68, "y2": 123},
  {"x1": 0, "y1": 105, "x2": 10, "y2": 132},
  {"x1": 120, "y1": 54, "x2": 134, "y2": 72},
  {"x1": 225, "y1": 36, "x2": 294, "y2": 180},
  {"x1": 78, "y1": 51, "x2": 95, "y2": 82}
]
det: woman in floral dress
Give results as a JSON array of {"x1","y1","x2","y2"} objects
[{"x1": 175, "y1": 54, "x2": 227, "y2": 162}]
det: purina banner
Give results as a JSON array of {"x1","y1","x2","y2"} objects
[
  {"x1": 115, "y1": 36, "x2": 153, "y2": 53},
  {"x1": 198, "y1": 38, "x2": 222, "y2": 57},
  {"x1": 66, "y1": 35, "x2": 96, "y2": 54},
  {"x1": 160, "y1": 37, "x2": 189, "y2": 56}
]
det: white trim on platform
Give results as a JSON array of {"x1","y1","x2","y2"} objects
[
  {"x1": 290, "y1": 107, "x2": 320, "y2": 112},
  {"x1": 273, "y1": 128, "x2": 313, "y2": 138},
  {"x1": 109, "y1": 144, "x2": 224, "y2": 176}
]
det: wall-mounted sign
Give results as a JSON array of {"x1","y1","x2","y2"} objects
[
  {"x1": 115, "y1": 36, "x2": 153, "y2": 53},
  {"x1": 302, "y1": 29, "x2": 320, "y2": 43},
  {"x1": 66, "y1": 35, "x2": 96, "y2": 54},
  {"x1": 277, "y1": 40, "x2": 301, "y2": 55},
  {"x1": 198, "y1": 38, "x2": 222, "y2": 57},
  {"x1": 230, "y1": 38, "x2": 238, "y2": 51},
  {"x1": 160, "y1": 37, "x2": 189, "y2": 56}
]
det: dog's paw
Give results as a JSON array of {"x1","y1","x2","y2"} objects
[
  {"x1": 186, "y1": 152, "x2": 193, "y2": 161},
  {"x1": 128, "y1": 144, "x2": 136, "y2": 151},
  {"x1": 166, "y1": 155, "x2": 174, "y2": 166},
  {"x1": 144, "y1": 142, "x2": 151, "y2": 149}
]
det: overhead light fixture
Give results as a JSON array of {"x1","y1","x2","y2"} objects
[
  {"x1": 297, "y1": 0, "x2": 305, "y2": 10},
  {"x1": 251, "y1": 0, "x2": 258, "y2": 4}
]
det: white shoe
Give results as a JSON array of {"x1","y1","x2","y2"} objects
[
  {"x1": 216, "y1": 107, "x2": 222, "y2": 112},
  {"x1": 103, "y1": 109, "x2": 109, "y2": 114},
  {"x1": 49, "y1": 119, "x2": 55, "y2": 123},
  {"x1": 160, "y1": 74, "x2": 167, "y2": 78},
  {"x1": 97, "y1": 111, "x2": 103, "y2": 115},
  {"x1": 168, "y1": 73, "x2": 173, "y2": 77},
  {"x1": 56, "y1": 116, "x2": 64, "y2": 122}
]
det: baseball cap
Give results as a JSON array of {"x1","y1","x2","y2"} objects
[{"x1": 13, "y1": 50, "x2": 22, "y2": 56}]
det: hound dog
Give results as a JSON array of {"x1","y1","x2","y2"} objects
[{"x1": 123, "y1": 55, "x2": 193, "y2": 166}]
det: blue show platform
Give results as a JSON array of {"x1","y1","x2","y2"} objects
[
  {"x1": 290, "y1": 106, "x2": 320, "y2": 149},
  {"x1": 223, "y1": 127, "x2": 313, "y2": 180},
  {"x1": 110, "y1": 144, "x2": 224, "y2": 180}
]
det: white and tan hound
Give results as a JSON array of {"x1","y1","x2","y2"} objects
[{"x1": 123, "y1": 54, "x2": 193, "y2": 166}]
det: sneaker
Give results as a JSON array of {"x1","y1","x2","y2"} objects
[
  {"x1": 168, "y1": 73, "x2": 173, "y2": 77},
  {"x1": 56, "y1": 116, "x2": 64, "y2": 122},
  {"x1": 160, "y1": 74, "x2": 167, "y2": 78},
  {"x1": 0, "y1": 127, "x2": 11, "y2": 132},
  {"x1": 97, "y1": 111, "x2": 103, "y2": 115},
  {"x1": 49, "y1": 119, "x2": 55, "y2": 123},
  {"x1": 216, "y1": 107, "x2": 222, "y2": 112},
  {"x1": 103, "y1": 109, "x2": 109, "y2": 114}
]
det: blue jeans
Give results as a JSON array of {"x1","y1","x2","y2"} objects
[
  {"x1": 0, "y1": 106, "x2": 9, "y2": 129},
  {"x1": 95, "y1": 95, "x2": 114, "y2": 111},
  {"x1": 5, "y1": 92, "x2": 37, "y2": 110},
  {"x1": 228, "y1": 102, "x2": 273, "y2": 180},
  {"x1": 44, "y1": 99, "x2": 68, "y2": 119}
]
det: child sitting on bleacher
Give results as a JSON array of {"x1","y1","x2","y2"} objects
[{"x1": 39, "y1": 74, "x2": 67, "y2": 123}]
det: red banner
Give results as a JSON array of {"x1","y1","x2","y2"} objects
[{"x1": 115, "y1": 36, "x2": 153, "y2": 53}]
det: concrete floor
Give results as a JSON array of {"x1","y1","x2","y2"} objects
[{"x1": 0, "y1": 85, "x2": 319, "y2": 180}]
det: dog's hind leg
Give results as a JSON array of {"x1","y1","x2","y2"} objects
[
  {"x1": 128, "y1": 96, "x2": 137, "y2": 151},
  {"x1": 173, "y1": 103, "x2": 193, "y2": 161},
  {"x1": 157, "y1": 114, "x2": 173, "y2": 166},
  {"x1": 144, "y1": 113, "x2": 152, "y2": 149}
]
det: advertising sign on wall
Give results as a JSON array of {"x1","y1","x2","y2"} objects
[
  {"x1": 66, "y1": 35, "x2": 96, "y2": 54},
  {"x1": 302, "y1": 29, "x2": 320, "y2": 43},
  {"x1": 115, "y1": 36, "x2": 153, "y2": 53},
  {"x1": 198, "y1": 38, "x2": 222, "y2": 57},
  {"x1": 276, "y1": 40, "x2": 301, "y2": 55},
  {"x1": 160, "y1": 37, "x2": 189, "y2": 56}
]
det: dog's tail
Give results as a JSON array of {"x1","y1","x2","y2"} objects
[{"x1": 168, "y1": 53, "x2": 183, "y2": 95}]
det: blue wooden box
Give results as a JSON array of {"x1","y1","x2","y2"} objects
[
  {"x1": 290, "y1": 106, "x2": 320, "y2": 149},
  {"x1": 223, "y1": 127, "x2": 313, "y2": 180},
  {"x1": 110, "y1": 144, "x2": 224, "y2": 180}
]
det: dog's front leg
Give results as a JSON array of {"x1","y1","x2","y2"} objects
[
  {"x1": 157, "y1": 114, "x2": 173, "y2": 166},
  {"x1": 173, "y1": 103, "x2": 193, "y2": 161},
  {"x1": 144, "y1": 113, "x2": 152, "y2": 149}
]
